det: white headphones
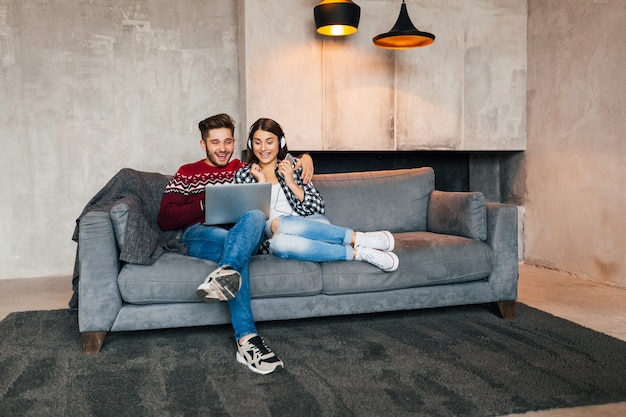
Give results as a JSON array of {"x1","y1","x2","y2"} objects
[{"x1": 248, "y1": 136, "x2": 286, "y2": 149}]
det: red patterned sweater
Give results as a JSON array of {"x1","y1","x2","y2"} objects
[{"x1": 157, "y1": 159, "x2": 245, "y2": 231}]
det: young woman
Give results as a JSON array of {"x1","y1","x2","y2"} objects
[{"x1": 234, "y1": 118, "x2": 399, "y2": 271}]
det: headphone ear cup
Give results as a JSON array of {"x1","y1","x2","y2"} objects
[
  {"x1": 280, "y1": 136, "x2": 286, "y2": 149},
  {"x1": 248, "y1": 138, "x2": 252, "y2": 149}
]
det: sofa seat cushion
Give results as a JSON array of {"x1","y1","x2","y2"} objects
[
  {"x1": 321, "y1": 232, "x2": 493, "y2": 295},
  {"x1": 118, "y1": 253, "x2": 216, "y2": 304},
  {"x1": 118, "y1": 253, "x2": 323, "y2": 304},
  {"x1": 249, "y1": 255, "x2": 323, "y2": 298}
]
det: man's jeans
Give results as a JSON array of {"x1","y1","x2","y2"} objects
[
  {"x1": 270, "y1": 214, "x2": 354, "y2": 262},
  {"x1": 182, "y1": 210, "x2": 265, "y2": 341}
]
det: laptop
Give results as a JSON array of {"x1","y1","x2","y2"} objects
[{"x1": 204, "y1": 182, "x2": 271, "y2": 225}]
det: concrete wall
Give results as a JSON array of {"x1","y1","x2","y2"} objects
[
  {"x1": 0, "y1": 0, "x2": 528, "y2": 281},
  {"x1": 524, "y1": 0, "x2": 626, "y2": 287},
  {"x1": 241, "y1": 0, "x2": 526, "y2": 151},
  {"x1": 0, "y1": 0, "x2": 240, "y2": 278}
]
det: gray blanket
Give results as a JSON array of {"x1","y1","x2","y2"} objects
[{"x1": 70, "y1": 168, "x2": 185, "y2": 309}]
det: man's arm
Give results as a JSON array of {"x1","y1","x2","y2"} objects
[
  {"x1": 157, "y1": 191, "x2": 204, "y2": 231},
  {"x1": 294, "y1": 153, "x2": 314, "y2": 184}
]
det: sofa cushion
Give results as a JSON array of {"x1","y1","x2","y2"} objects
[
  {"x1": 312, "y1": 168, "x2": 434, "y2": 234},
  {"x1": 321, "y1": 231, "x2": 493, "y2": 295},
  {"x1": 118, "y1": 253, "x2": 323, "y2": 304},
  {"x1": 249, "y1": 255, "x2": 323, "y2": 298},
  {"x1": 427, "y1": 191, "x2": 487, "y2": 241}
]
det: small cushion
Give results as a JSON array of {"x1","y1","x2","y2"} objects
[{"x1": 428, "y1": 191, "x2": 487, "y2": 241}]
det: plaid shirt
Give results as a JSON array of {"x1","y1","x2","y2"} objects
[
  {"x1": 234, "y1": 158, "x2": 325, "y2": 217},
  {"x1": 234, "y1": 157, "x2": 326, "y2": 254}
]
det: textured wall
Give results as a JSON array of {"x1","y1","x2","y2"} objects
[
  {"x1": 524, "y1": 0, "x2": 626, "y2": 287},
  {"x1": 242, "y1": 0, "x2": 526, "y2": 151},
  {"x1": 1, "y1": 0, "x2": 527, "y2": 280},
  {"x1": 0, "y1": 0, "x2": 239, "y2": 278}
]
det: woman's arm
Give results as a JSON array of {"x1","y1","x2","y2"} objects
[
  {"x1": 279, "y1": 157, "x2": 324, "y2": 216},
  {"x1": 234, "y1": 166, "x2": 256, "y2": 184}
]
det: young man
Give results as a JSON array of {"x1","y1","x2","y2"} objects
[{"x1": 157, "y1": 113, "x2": 314, "y2": 375}]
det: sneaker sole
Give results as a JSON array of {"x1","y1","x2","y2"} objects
[
  {"x1": 383, "y1": 252, "x2": 400, "y2": 272},
  {"x1": 236, "y1": 352, "x2": 283, "y2": 375},
  {"x1": 195, "y1": 287, "x2": 223, "y2": 303},
  {"x1": 196, "y1": 273, "x2": 241, "y2": 303}
]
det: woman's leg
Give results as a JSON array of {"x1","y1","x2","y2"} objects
[
  {"x1": 275, "y1": 215, "x2": 353, "y2": 246},
  {"x1": 270, "y1": 233, "x2": 353, "y2": 262}
]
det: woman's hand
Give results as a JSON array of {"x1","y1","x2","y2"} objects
[
  {"x1": 250, "y1": 163, "x2": 266, "y2": 183},
  {"x1": 277, "y1": 159, "x2": 295, "y2": 186}
]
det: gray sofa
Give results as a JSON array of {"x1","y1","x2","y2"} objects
[{"x1": 76, "y1": 167, "x2": 519, "y2": 354}]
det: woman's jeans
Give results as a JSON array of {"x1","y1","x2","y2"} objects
[
  {"x1": 270, "y1": 214, "x2": 354, "y2": 262},
  {"x1": 182, "y1": 210, "x2": 265, "y2": 341}
]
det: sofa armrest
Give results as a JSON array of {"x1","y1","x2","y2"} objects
[
  {"x1": 484, "y1": 202, "x2": 519, "y2": 299},
  {"x1": 78, "y1": 211, "x2": 123, "y2": 333},
  {"x1": 428, "y1": 191, "x2": 487, "y2": 240}
]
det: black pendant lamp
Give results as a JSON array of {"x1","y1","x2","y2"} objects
[
  {"x1": 314, "y1": 0, "x2": 361, "y2": 37},
  {"x1": 373, "y1": 0, "x2": 435, "y2": 49}
]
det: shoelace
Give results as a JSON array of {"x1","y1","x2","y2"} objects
[{"x1": 248, "y1": 337, "x2": 272, "y2": 356}]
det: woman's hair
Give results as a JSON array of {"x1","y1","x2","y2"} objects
[{"x1": 246, "y1": 118, "x2": 289, "y2": 164}]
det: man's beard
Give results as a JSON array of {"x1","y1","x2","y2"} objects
[{"x1": 206, "y1": 150, "x2": 232, "y2": 167}]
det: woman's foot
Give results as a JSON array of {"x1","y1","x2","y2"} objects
[
  {"x1": 355, "y1": 247, "x2": 399, "y2": 272},
  {"x1": 354, "y1": 231, "x2": 395, "y2": 251}
]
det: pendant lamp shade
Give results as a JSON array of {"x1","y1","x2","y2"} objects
[
  {"x1": 314, "y1": 0, "x2": 361, "y2": 37},
  {"x1": 373, "y1": 1, "x2": 435, "y2": 49}
]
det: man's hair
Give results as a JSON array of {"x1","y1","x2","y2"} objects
[{"x1": 198, "y1": 113, "x2": 235, "y2": 141}]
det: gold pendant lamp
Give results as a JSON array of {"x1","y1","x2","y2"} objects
[
  {"x1": 314, "y1": 0, "x2": 361, "y2": 37},
  {"x1": 373, "y1": 0, "x2": 435, "y2": 49}
]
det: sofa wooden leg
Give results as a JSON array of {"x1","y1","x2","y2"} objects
[
  {"x1": 495, "y1": 300, "x2": 516, "y2": 319},
  {"x1": 81, "y1": 331, "x2": 107, "y2": 354}
]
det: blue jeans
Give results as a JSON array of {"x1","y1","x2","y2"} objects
[
  {"x1": 182, "y1": 210, "x2": 266, "y2": 341},
  {"x1": 269, "y1": 214, "x2": 354, "y2": 262}
]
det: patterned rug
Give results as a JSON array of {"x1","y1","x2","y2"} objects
[{"x1": 1, "y1": 303, "x2": 626, "y2": 417}]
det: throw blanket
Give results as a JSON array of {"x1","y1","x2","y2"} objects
[{"x1": 70, "y1": 168, "x2": 186, "y2": 309}]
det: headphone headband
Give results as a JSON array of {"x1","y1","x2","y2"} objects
[{"x1": 248, "y1": 136, "x2": 286, "y2": 149}]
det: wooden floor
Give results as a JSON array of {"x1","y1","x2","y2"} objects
[{"x1": 1, "y1": 264, "x2": 625, "y2": 416}]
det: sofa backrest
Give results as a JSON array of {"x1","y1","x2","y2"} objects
[{"x1": 312, "y1": 167, "x2": 434, "y2": 233}]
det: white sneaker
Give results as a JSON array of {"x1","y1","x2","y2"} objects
[
  {"x1": 196, "y1": 266, "x2": 241, "y2": 303},
  {"x1": 356, "y1": 247, "x2": 399, "y2": 272},
  {"x1": 354, "y1": 231, "x2": 395, "y2": 251}
]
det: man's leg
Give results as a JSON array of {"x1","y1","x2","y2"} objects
[
  {"x1": 221, "y1": 210, "x2": 283, "y2": 374},
  {"x1": 195, "y1": 210, "x2": 266, "y2": 301},
  {"x1": 182, "y1": 224, "x2": 227, "y2": 264},
  {"x1": 184, "y1": 211, "x2": 283, "y2": 374}
]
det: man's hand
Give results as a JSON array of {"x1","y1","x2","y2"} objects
[{"x1": 295, "y1": 154, "x2": 314, "y2": 184}]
